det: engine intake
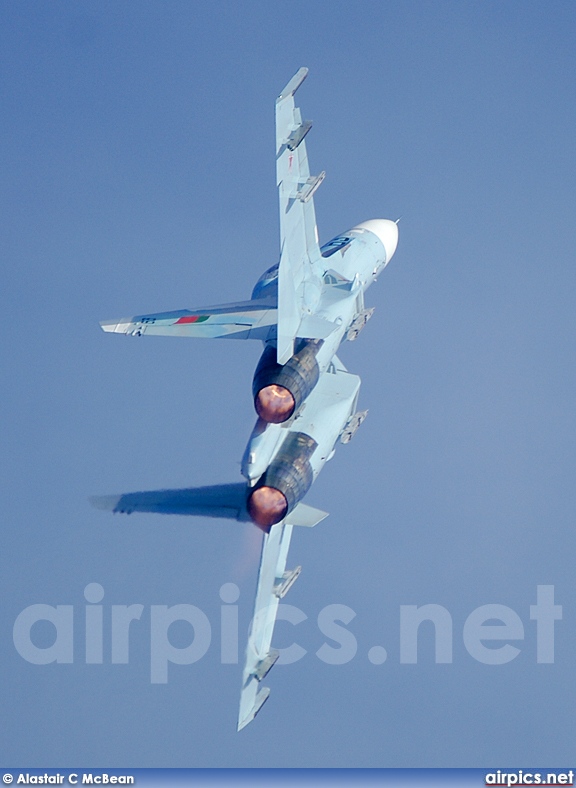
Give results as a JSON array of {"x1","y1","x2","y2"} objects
[
  {"x1": 247, "y1": 431, "x2": 317, "y2": 531},
  {"x1": 253, "y1": 340, "x2": 322, "y2": 423}
]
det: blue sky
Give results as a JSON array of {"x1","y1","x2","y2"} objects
[{"x1": 2, "y1": 0, "x2": 575, "y2": 768}]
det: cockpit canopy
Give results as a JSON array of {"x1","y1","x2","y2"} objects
[{"x1": 251, "y1": 263, "x2": 279, "y2": 299}]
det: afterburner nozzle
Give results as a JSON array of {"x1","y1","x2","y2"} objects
[
  {"x1": 255, "y1": 384, "x2": 296, "y2": 424},
  {"x1": 247, "y1": 486, "x2": 288, "y2": 532}
]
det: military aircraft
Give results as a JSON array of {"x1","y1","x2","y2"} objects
[{"x1": 92, "y1": 67, "x2": 399, "y2": 730}]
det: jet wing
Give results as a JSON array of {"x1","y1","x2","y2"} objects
[
  {"x1": 90, "y1": 483, "x2": 249, "y2": 520},
  {"x1": 237, "y1": 520, "x2": 294, "y2": 730},
  {"x1": 276, "y1": 67, "x2": 326, "y2": 364},
  {"x1": 237, "y1": 502, "x2": 327, "y2": 731},
  {"x1": 90, "y1": 486, "x2": 327, "y2": 526},
  {"x1": 100, "y1": 299, "x2": 277, "y2": 341}
]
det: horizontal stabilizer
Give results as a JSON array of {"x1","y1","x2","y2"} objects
[
  {"x1": 90, "y1": 483, "x2": 248, "y2": 521},
  {"x1": 298, "y1": 315, "x2": 338, "y2": 340},
  {"x1": 286, "y1": 502, "x2": 328, "y2": 527},
  {"x1": 100, "y1": 299, "x2": 277, "y2": 342}
]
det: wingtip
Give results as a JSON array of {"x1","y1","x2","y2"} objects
[
  {"x1": 89, "y1": 494, "x2": 122, "y2": 512},
  {"x1": 100, "y1": 318, "x2": 133, "y2": 334},
  {"x1": 237, "y1": 686, "x2": 271, "y2": 731},
  {"x1": 277, "y1": 67, "x2": 309, "y2": 102}
]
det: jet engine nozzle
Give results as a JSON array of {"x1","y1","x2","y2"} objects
[
  {"x1": 255, "y1": 384, "x2": 296, "y2": 423},
  {"x1": 253, "y1": 340, "x2": 322, "y2": 424},
  {"x1": 247, "y1": 486, "x2": 289, "y2": 531},
  {"x1": 247, "y1": 431, "x2": 317, "y2": 532}
]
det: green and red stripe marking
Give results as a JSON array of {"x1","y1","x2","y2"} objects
[{"x1": 174, "y1": 315, "x2": 210, "y2": 324}]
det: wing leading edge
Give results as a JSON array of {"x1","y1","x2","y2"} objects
[
  {"x1": 91, "y1": 486, "x2": 327, "y2": 527},
  {"x1": 276, "y1": 67, "x2": 328, "y2": 364},
  {"x1": 100, "y1": 299, "x2": 277, "y2": 341},
  {"x1": 237, "y1": 500, "x2": 328, "y2": 731},
  {"x1": 101, "y1": 67, "x2": 333, "y2": 358},
  {"x1": 90, "y1": 482, "x2": 327, "y2": 732},
  {"x1": 90, "y1": 483, "x2": 250, "y2": 520}
]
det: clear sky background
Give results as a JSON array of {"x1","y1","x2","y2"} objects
[{"x1": 2, "y1": 0, "x2": 575, "y2": 768}]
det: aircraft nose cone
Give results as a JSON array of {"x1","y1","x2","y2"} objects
[{"x1": 354, "y1": 219, "x2": 398, "y2": 264}]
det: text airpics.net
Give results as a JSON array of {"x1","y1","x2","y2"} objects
[
  {"x1": 485, "y1": 772, "x2": 574, "y2": 786},
  {"x1": 12, "y1": 584, "x2": 562, "y2": 683}
]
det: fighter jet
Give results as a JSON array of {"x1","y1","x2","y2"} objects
[{"x1": 93, "y1": 68, "x2": 399, "y2": 730}]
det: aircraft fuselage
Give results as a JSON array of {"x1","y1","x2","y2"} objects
[{"x1": 243, "y1": 218, "x2": 398, "y2": 527}]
